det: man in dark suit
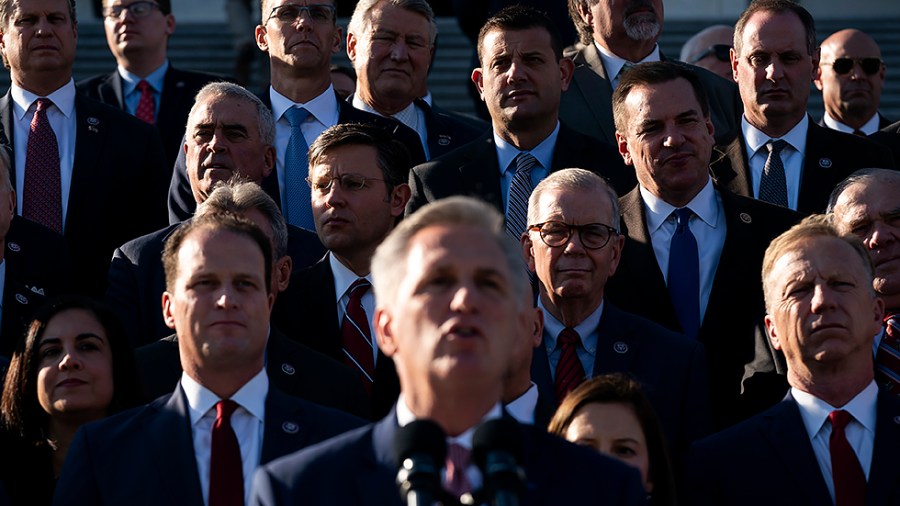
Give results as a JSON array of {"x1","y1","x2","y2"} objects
[
  {"x1": 346, "y1": 0, "x2": 487, "y2": 160},
  {"x1": 0, "y1": 0, "x2": 169, "y2": 297},
  {"x1": 711, "y1": 0, "x2": 894, "y2": 216},
  {"x1": 250, "y1": 196, "x2": 647, "y2": 506},
  {"x1": 686, "y1": 217, "x2": 900, "y2": 506},
  {"x1": 521, "y1": 168, "x2": 712, "y2": 462},
  {"x1": 168, "y1": 0, "x2": 425, "y2": 229},
  {"x1": 106, "y1": 83, "x2": 324, "y2": 348},
  {"x1": 408, "y1": 5, "x2": 633, "y2": 220},
  {"x1": 54, "y1": 213, "x2": 366, "y2": 506},
  {"x1": 603, "y1": 62, "x2": 800, "y2": 428},
  {"x1": 559, "y1": 0, "x2": 742, "y2": 147},
  {"x1": 77, "y1": 0, "x2": 225, "y2": 168},
  {"x1": 283, "y1": 122, "x2": 412, "y2": 419}
]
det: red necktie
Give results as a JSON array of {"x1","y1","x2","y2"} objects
[
  {"x1": 341, "y1": 278, "x2": 375, "y2": 394},
  {"x1": 445, "y1": 442, "x2": 472, "y2": 499},
  {"x1": 875, "y1": 314, "x2": 900, "y2": 395},
  {"x1": 23, "y1": 98, "x2": 62, "y2": 233},
  {"x1": 829, "y1": 410, "x2": 866, "y2": 506},
  {"x1": 555, "y1": 327, "x2": 586, "y2": 403},
  {"x1": 209, "y1": 400, "x2": 243, "y2": 506},
  {"x1": 135, "y1": 80, "x2": 155, "y2": 124}
]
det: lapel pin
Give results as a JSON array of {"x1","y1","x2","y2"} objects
[
  {"x1": 740, "y1": 212, "x2": 752, "y2": 224},
  {"x1": 176, "y1": 81, "x2": 186, "y2": 88},
  {"x1": 29, "y1": 286, "x2": 44, "y2": 295},
  {"x1": 282, "y1": 421, "x2": 299, "y2": 434},
  {"x1": 87, "y1": 117, "x2": 100, "y2": 133},
  {"x1": 15, "y1": 293, "x2": 28, "y2": 305},
  {"x1": 7, "y1": 242, "x2": 19, "y2": 252},
  {"x1": 437, "y1": 135, "x2": 451, "y2": 146},
  {"x1": 281, "y1": 363, "x2": 296, "y2": 375},
  {"x1": 819, "y1": 158, "x2": 832, "y2": 168},
  {"x1": 613, "y1": 341, "x2": 628, "y2": 354},
  {"x1": 893, "y1": 416, "x2": 900, "y2": 425}
]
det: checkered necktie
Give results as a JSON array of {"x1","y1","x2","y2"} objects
[
  {"x1": 284, "y1": 107, "x2": 315, "y2": 230},
  {"x1": 759, "y1": 139, "x2": 789, "y2": 207}
]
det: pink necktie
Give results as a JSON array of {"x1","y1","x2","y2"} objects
[
  {"x1": 135, "y1": 80, "x2": 155, "y2": 124},
  {"x1": 23, "y1": 98, "x2": 62, "y2": 233}
]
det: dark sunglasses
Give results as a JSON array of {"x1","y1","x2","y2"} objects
[
  {"x1": 822, "y1": 57, "x2": 883, "y2": 76},
  {"x1": 690, "y1": 44, "x2": 732, "y2": 64}
]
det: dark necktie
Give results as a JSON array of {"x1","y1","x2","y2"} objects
[
  {"x1": 209, "y1": 399, "x2": 243, "y2": 506},
  {"x1": 667, "y1": 208, "x2": 700, "y2": 339},
  {"x1": 852, "y1": 129, "x2": 866, "y2": 137},
  {"x1": 875, "y1": 313, "x2": 900, "y2": 395},
  {"x1": 555, "y1": 327, "x2": 586, "y2": 402},
  {"x1": 759, "y1": 139, "x2": 789, "y2": 207},
  {"x1": 506, "y1": 152, "x2": 537, "y2": 240},
  {"x1": 828, "y1": 410, "x2": 866, "y2": 506},
  {"x1": 341, "y1": 278, "x2": 375, "y2": 394},
  {"x1": 23, "y1": 98, "x2": 62, "y2": 233},
  {"x1": 135, "y1": 80, "x2": 155, "y2": 124},
  {"x1": 445, "y1": 442, "x2": 472, "y2": 499},
  {"x1": 284, "y1": 106, "x2": 314, "y2": 230}
]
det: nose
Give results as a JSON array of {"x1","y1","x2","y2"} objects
[
  {"x1": 59, "y1": 350, "x2": 82, "y2": 370},
  {"x1": 810, "y1": 283, "x2": 837, "y2": 313},
  {"x1": 506, "y1": 61, "x2": 526, "y2": 84},
  {"x1": 206, "y1": 131, "x2": 227, "y2": 152},
  {"x1": 449, "y1": 283, "x2": 476, "y2": 313},
  {"x1": 562, "y1": 230, "x2": 587, "y2": 255},
  {"x1": 320, "y1": 179, "x2": 347, "y2": 207},
  {"x1": 215, "y1": 285, "x2": 239, "y2": 309},
  {"x1": 661, "y1": 123, "x2": 685, "y2": 148},
  {"x1": 765, "y1": 59, "x2": 784, "y2": 82},
  {"x1": 867, "y1": 220, "x2": 897, "y2": 250},
  {"x1": 390, "y1": 40, "x2": 410, "y2": 62}
]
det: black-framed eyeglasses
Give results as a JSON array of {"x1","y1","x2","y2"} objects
[
  {"x1": 822, "y1": 57, "x2": 883, "y2": 76},
  {"x1": 306, "y1": 173, "x2": 385, "y2": 193},
  {"x1": 690, "y1": 44, "x2": 732, "y2": 64},
  {"x1": 527, "y1": 221, "x2": 618, "y2": 250},
  {"x1": 267, "y1": 3, "x2": 336, "y2": 24},
  {"x1": 104, "y1": 1, "x2": 161, "y2": 18}
]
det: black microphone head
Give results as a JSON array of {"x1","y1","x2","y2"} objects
[
  {"x1": 394, "y1": 419, "x2": 448, "y2": 464},
  {"x1": 472, "y1": 418, "x2": 524, "y2": 468}
]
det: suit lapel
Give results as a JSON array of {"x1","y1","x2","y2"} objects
[
  {"x1": 710, "y1": 136, "x2": 753, "y2": 198},
  {"x1": 867, "y1": 391, "x2": 900, "y2": 506},
  {"x1": 798, "y1": 120, "x2": 839, "y2": 215},
  {"x1": 101, "y1": 72, "x2": 125, "y2": 109},
  {"x1": 146, "y1": 387, "x2": 205, "y2": 505},
  {"x1": 572, "y1": 44, "x2": 616, "y2": 144},
  {"x1": 259, "y1": 388, "x2": 315, "y2": 464},
  {"x1": 592, "y1": 303, "x2": 640, "y2": 376},
  {"x1": 458, "y1": 133, "x2": 504, "y2": 211},
  {"x1": 1, "y1": 93, "x2": 14, "y2": 178},
  {"x1": 704, "y1": 190, "x2": 752, "y2": 330},
  {"x1": 67, "y1": 96, "x2": 107, "y2": 232}
]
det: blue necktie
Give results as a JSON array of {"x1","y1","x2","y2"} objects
[
  {"x1": 283, "y1": 107, "x2": 315, "y2": 230},
  {"x1": 668, "y1": 208, "x2": 700, "y2": 339},
  {"x1": 506, "y1": 152, "x2": 537, "y2": 240},
  {"x1": 759, "y1": 139, "x2": 789, "y2": 207}
]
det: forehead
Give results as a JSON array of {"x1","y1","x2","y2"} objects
[
  {"x1": 176, "y1": 228, "x2": 265, "y2": 277},
  {"x1": 41, "y1": 308, "x2": 103, "y2": 340},
  {"x1": 481, "y1": 26, "x2": 554, "y2": 60},
  {"x1": 9, "y1": 0, "x2": 70, "y2": 16},
  {"x1": 189, "y1": 96, "x2": 259, "y2": 127},
  {"x1": 835, "y1": 180, "x2": 898, "y2": 220},
  {"x1": 740, "y1": 10, "x2": 807, "y2": 53},
  {"x1": 406, "y1": 224, "x2": 509, "y2": 275},
  {"x1": 535, "y1": 187, "x2": 613, "y2": 223},
  {"x1": 823, "y1": 33, "x2": 879, "y2": 58},
  {"x1": 624, "y1": 79, "x2": 704, "y2": 122},
  {"x1": 770, "y1": 236, "x2": 864, "y2": 283},
  {"x1": 365, "y1": 2, "x2": 429, "y2": 31},
  {"x1": 311, "y1": 143, "x2": 381, "y2": 176}
]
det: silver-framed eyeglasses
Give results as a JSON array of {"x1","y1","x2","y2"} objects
[
  {"x1": 267, "y1": 3, "x2": 336, "y2": 24},
  {"x1": 306, "y1": 173, "x2": 386, "y2": 193},
  {"x1": 528, "y1": 221, "x2": 618, "y2": 249},
  {"x1": 104, "y1": 1, "x2": 161, "y2": 18}
]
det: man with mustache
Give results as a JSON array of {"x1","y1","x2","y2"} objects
[
  {"x1": 560, "y1": 0, "x2": 742, "y2": 147},
  {"x1": 710, "y1": 0, "x2": 895, "y2": 215}
]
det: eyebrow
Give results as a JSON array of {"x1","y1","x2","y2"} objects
[{"x1": 39, "y1": 333, "x2": 105, "y2": 347}]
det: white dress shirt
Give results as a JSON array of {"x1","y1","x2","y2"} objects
[
  {"x1": 594, "y1": 42, "x2": 660, "y2": 89},
  {"x1": 330, "y1": 252, "x2": 378, "y2": 365},
  {"x1": 269, "y1": 85, "x2": 340, "y2": 212},
  {"x1": 641, "y1": 178, "x2": 726, "y2": 322},
  {"x1": 505, "y1": 382, "x2": 539, "y2": 425},
  {"x1": 353, "y1": 94, "x2": 430, "y2": 159},
  {"x1": 793, "y1": 381, "x2": 877, "y2": 503},
  {"x1": 742, "y1": 115, "x2": 808, "y2": 211},
  {"x1": 540, "y1": 298, "x2": 602, "y2": 378},
  {"x1": 182, "y1": 369, "x2": 268, "y2": 506},
  {"x1": 823, "y1": 112, "x2": 880, "y2": 136},
  {"x1": 11, "y1": 80, "x2": 77, "y2": 222}
]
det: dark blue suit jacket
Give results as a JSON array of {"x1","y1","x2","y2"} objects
[
  {"x1": 413, "y1": 98, "x2": 487, "y2": 159},
  {"x1": 686, "y1": 389, "x2": 900, "y2": 506},
  {"x1": 531, "y1": 303, "x2": 712, "y2": 457},
  {"x1": 250, "y1": 408, "x2": 648, "y2": 505},
  {"x1": 53, "y1": 383, "x2": 366, "y2": 506}
]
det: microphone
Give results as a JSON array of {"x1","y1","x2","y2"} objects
[
  {"x1": 394, "y1": 419, "x2": 448, "y2": 506},
  {"x1": 473, "y1": 418, "x2": 526, "y2": 506}
]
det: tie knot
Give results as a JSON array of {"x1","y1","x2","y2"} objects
[
  {"x1": 558, "y1": 327, "x2": 581, "y2": 347},
  {"x1": 35, "y1": 98, "x2": 52, "y2": 112},
  {"x1": 216, "y1": 399, "x2": 239, "y2": 421},
  {"x1": 829, "y1": 409, "x2": 852, "y2": 431},
  {"x1": 673, "y1": 207, "x2": 693, "y2": 229},
  {"x1": 137, "y1": 79, "x2": 152, "y2": 92},
  {"x1": 514, "y1": 152, "x2": 538, "y2": 175},
  {"x1": 284, "y1": 106, "x2": 310, "y2": 127},
  {"x1": 767, "y1": 139, "x2": 788, "y2": 154},
  {"x1": 347, "y1": 278, "x2": 371, "y2": 300}
]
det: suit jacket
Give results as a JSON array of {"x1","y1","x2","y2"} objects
[
  {"x1": 605, "y1": 186, "x2": 801, "y2": 428},
  {"x1": 686, "y1": 390, "x2": 900, "y2": 506},
  {"x1": 559, "y1": 44, "x2": 743, "y2": 147},
  {"x1": 710, "y1": 118, "x2": 896, "y2": 215},
  {"x1": 871, "y1": 118, "x2": 900, "y2": 169},
  {"x1": 279, "y1": 256, "x2": 400, "y2": 419},
  {"x1": 0, "y1": 216, "x2": 73, "y2": 357},
  {"x1": 815, "y1": 112, "x2": 894, "y2": 132},
  {"x1": 407, "y1": 122, "x2": 636, "y2": 215},
  {"x1": 167, "y1": 93, "x2": 427, "y2": 224},
  {"x1": 250, "y1": 408, "x2": 647, "y2": 506},
  {"x1": 531, "y1": 303, "x2": 712, "y2": 457},
  {"x1": 0, "y1": 92, "x2": 169, "y2": 296},
  {"x1": 411, "y1": 98, "x2": 487, "y2": 159},
  {"x1": 134, "y1": 329, "x2": 370, "y2": 419},
  {"x1": 76, "y1": 66, "x2": 226, "y2": 168},
  {"x1": 52, "y1": 383, "x2": 366, "y2": 506},
  {"x1": 105, "y1": 222, "x2": 324, "y2": 348}
]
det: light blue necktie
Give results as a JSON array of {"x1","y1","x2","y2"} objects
[
  {"x1": 283, "y1": 107, "x2": 315, "y2": 230},
  {"x1": 667, "y1": 208, "x2": 700, "y2": 339}
]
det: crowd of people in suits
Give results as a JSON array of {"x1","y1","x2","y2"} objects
[{"x1": 0, "y1": 0, "x2": 898, "y2": 504}]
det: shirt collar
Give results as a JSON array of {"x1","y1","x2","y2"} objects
[
  {"x1": 495, "y1": 121, "x2": 560, "y2": 177},
  {"x1": 594, "y1": 41, "x2": 660, "y2": 80},
  {"x1": 182, "y1": 368, "x2": 269, "y2": 426},
  {"x1": 504, "y1": 383, "x2": 538, "y2": 425},
  {"x1": 640, "y1": 176, "x2": 718, "y2": 234},
  {"x1": 823, "y1": 112, "x2": 880, "y2": 136},
  {"x1": 329, "y1": 252, "x2": 372, "y2": 303},
  {"x1": 352, "y1": 94, "x2": 419, "y2": 131},
  {"x1": 270, "y1": 84, "x2": 339, "y2": 127},
  {"x1": 11, "y1": 79, "x2": 76, "y2": 120},
  {"x1": 396, "y1": 394, "x2": 504, "y2": 449},
  {"x1": 792, "y1": 381, "x2": 879, "y2": 440},
  {"x1": 742, "y1": 114, "x2": 809, "y2": 159},
  {"x1": 539, "y1": 297, "x2": 604, "y2": 351},
  {"x1": 117, "y1": 59, "x2": 169, "y2": 96}
]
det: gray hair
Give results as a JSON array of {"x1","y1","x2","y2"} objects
[
  {"x1": 188, "y1": 82, "x2": 276, "y2": 146},
  {"x1": 527, "y1": 168, "x2": 620, "y2": 232},
  {"x1": 826, "y1": 168, "x2": 900, "y2": 213},
  {"x1": 348, "y1": 0, "x2": 437, "y2": 46}
]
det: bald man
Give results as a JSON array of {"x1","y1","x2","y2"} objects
[
  {"x1": 680, "y1": 24, "x2": 734, "y2": 80},
  {"x1": 815, "y1": 29, "x2": 890, "y2": 135}
]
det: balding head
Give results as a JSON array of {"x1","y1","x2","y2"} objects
[
  {"x1": 815, "y1": 29, "x2": 885, "y2": 130},
  {"x1": 680, "y1": 24, "x2": 734, "y2": 80}
]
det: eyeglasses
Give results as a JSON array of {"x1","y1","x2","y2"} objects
[
  {"x1": 306, "y1": 173, "x2": 385, "y2": 193},
  {"x1": 527, "y1": 221, "x2": 618, "y2": 250},
  {"x1": 821, "y1": 57, "x2": 883, "y2": 76},
  {"x1": 104, "y1": 1, "x2": 161, "y2": 18},
  {"x1": 690, "y1": 44, "x2": 732, "y2": 64},
  {"x1": 267, "y1": 3, "x2": 336, "y2": 24}
]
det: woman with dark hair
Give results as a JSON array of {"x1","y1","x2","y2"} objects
[
  {"x1": 0, "y1": 295, "x2": 144, "y2": 505},
  {"x1": 548, "y1": 373, "x2": 678, "y2": 506}
]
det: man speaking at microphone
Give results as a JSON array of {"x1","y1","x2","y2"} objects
[{"x1": 249, "y1": 197, "x2": 645, "y2": 505}]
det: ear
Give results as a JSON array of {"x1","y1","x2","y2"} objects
[
  {"x1": 331, "y1": 25, "x2": 342, "y2": 55},
  {"x1": 472, "y1": 68, "x2": 485, "y2": 101},
  {"x1": 615, "y1": 131, "x2": 633, "y2": 166},
  {"x1": 559, "y1": 57, "x2": 575, "y2": 92},
  {"x1": 374, "y1": 307, "x2": 397, "y2": 357},
  {"x1": 390, "y1": 183, "x2": 411, "y2": 218},
  {"x1": 6, "y1": 188, "x2": 15, "y2": 214},
  {"x1": 730, "y1": 48, "x2": 739, "y2": 82},
  {"x1": 810, "y1": 47, "x2": 821, "y2": 81},
  {"x1": 520, "y1": 232, "x2": 536, "y2": 274},
  {"x1": 275, "y1": 256, "x2": 292, "y2": 293},
  {"x1": 164, "y1": 14, "x2": 176, "y2": 36},
  {"x1": 347, "y1": 31, "x2": 358, "y2": 63},
  {"x1": 764, "y1": 314, "x2": 781, "y2": 351},
  {"x1": 255, "y1": 24, "x2": 269, "y2": 52},
  {"x1": 262, "y1": 145, "x2": 276, "y2": 178},
  {"x1": 530, "y1": 307, "x2": 544, "y2": 348},
  {"x1": 162, "y1": 291, "x2": 176, "y2": 329}
]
